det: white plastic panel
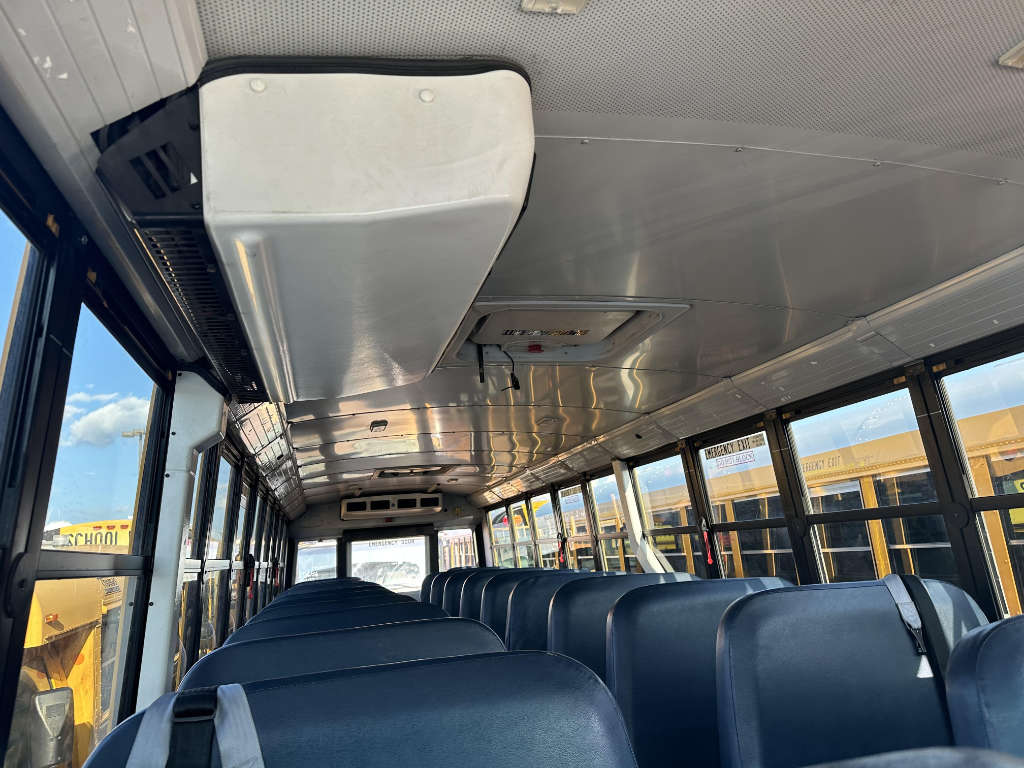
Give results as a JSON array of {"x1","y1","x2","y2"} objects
[{"x1": 201, "y1": 69, "x2": 535, "y2": 402}]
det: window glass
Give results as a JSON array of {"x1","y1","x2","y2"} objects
[
  {"x1": 977, "y1": 507, "x2": 1024, "y2": 615},
  {"x1": 232, "y1": 483, "x2": 250, "y2": 561},
  {"x1": 600, "y1": 537, "x2": 641, "y2": 573},
  {"x1": 537, "y1": 539, "x2": 560, "y2": 568},
  {"x1": 515, "y1": 544, "x2": 537, "y2": 567},
  {"x1": 634, "y1": 456, "x2": 695, "y2": 528},
  {"x1": 566, "y1": 540, "x2": 596, "y2": 571},
  {"x1": 531, "y1": 493, "x2": 558, "y2": 539},
  {"x1": 489, "y1": 507, "x2": 511, "y2": 545},
  {"x1": 790, "y1": 390, "x2": 937, "y2": 508},
  {"x1": 0, "y1": 211, "x2": 32, "y2": 391},
  {"x1": 509, "y1": 500, "x2": 533, "y2": 542},
  {"x1": 349, "y1": 536, "x2": 427, "y2": 595},
  {"x1": 41, "y1": 307, "x2": 156, "y2": 553},
  {"x1": 943, "y1": 352, "x2": 1024, "y2": 498},
  {"x1": 716, "y1": 527, "x2": 797, "y2": 582},
  {"x1": 492, "y1": 545, "x2": 515, "y2": 568},
  {"x1": 5, "y1": 577, "x2": 135, "y2": 768},
  {"x1": 438, "y1": 529, "x2": 477, "y2": 570},
  {"x1": 700, "y1": 432, "x2": 783, "y2": 523},
  {"x1": 589, "y1": 475, "x2": 626, "y2": 534},
  {"x1": 559, "y1": 486, "x2": 591, "y2": 537},
  {"x1": 197, "y1": 571, "x2": 223, "y2": 658},
  {"x1": 650, "y1": 532, "x2": 703, "y2": 574},
  {"x1": 249, "y1": 495, "x2": 265, "y2": 557},
  {"x1": 204, "y1": 457, "x2": 233, "y2": 559},
  {"x1": 295, "y1": 539, "x2": 336, "y2": 583}
]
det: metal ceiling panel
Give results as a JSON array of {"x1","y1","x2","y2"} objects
[
  {"x1": 197, "y1": 0, "x2": 1024, "y2": 159},
  {"x1": 653, "y1": 381, "x2": 766, "y2": 440},
  {"x1": 485, "y1": 137, "x2": 1024, "y2": 318}
]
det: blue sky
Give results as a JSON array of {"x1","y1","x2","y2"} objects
[{"x1": 1, "y1": 212, "x2": 154, "y2": 528}]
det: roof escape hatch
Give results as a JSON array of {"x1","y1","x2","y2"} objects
[
  {"x1": 200, "y1": 62, "x2": 535, "y2": 402},
  {"x1": 443, "y1": 298, "x2": 691, "y2": 364}
]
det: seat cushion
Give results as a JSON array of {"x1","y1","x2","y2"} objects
[
  {"x1": 225, "y1": 602, "x2": 447, "y2": 644},
  {"x1": 947, "y1": 615, "x2": 1024, "y2": 756},
  {"x1": 87, "y1": 653, "x2": 639, "y2": 768},
  {"x1": 548, "y1": 573, "x2": 696, "y2": 678},
  {"x1": 607, "y1": 577, "x2": 788, "y2": 768},
  {"x1": 181, "y1": 618, "x2": 504, "y2": 689}
]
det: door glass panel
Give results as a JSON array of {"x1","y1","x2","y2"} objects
[
  {"x1": 700, "y1": 432, "x2": 783, "y2": 523},
  {"x1": 589, "y1": 475, "x2": 626, "y2": 534},
  {"x1": 5, "y1": 577, "x2": 136, "y2": 768},
  {"x1": 559, "y1": 486, "x2": 591, "y2": 537},
  {"x1": 531, "y1": 493, "x2": 558, "y2": 539},
  {"x1": 489, "y1": 507, "x2": 511, "y2": 545},
  {"x1": 438, "y1": 528, "x2": 477, "y2": 570},
  {"x1": 634, "y1": 455, "x2": 695, "y2": 528},
  {"x1": 349, "y1": 536, "x2": 427, "y2": 595},
  {"x1": 295, "y1": 540, "x2": 336, "y2": 583},
  {"x1": 41, "y1": 307, "x2": 156, "y2": 553},
  {"x1": 600, "y1": 537, "x2": 641, "y2": 573},
  {"x1": 789, "y1": 390, "x2": 937, "y2": 508},
  {"x1": 716, "y1": 527, "x2": 797, "y2": 582}
]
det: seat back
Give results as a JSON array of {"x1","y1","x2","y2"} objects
[
  {"x1": 225, "y1": 602, "x2": 447, "y2": 644},
  {"x1": 804, "y1": 748, "x2": 1024, "y2": 767},
  {"x1": 88, "y1": 653, "x2": 639, "y2": 768},
  {"x1": 420, "y1": 572, "x2": 440, "y2": 602},
  {"x1": 548, "y1": 573, "x2": 697, "y2": 678},
  {"x1": 607, "y1": 577, "x2": 788, "y2": 768},
  {"x1": 506, "y1": 572, "x2": 608, "y2": 650},
  {"x1": 268, "y1": 586, "x2": 392, "y2": 609},
  {"x1": 717, "y1": 579, "x2": 989, "y2": 768},
  {"x1": 248, "y1": 594, "x2": 413, "y2": 623},
  {"x1": 442, "y1": 568, "x2": 499, "y2": 615},
  {"x1": 946, "y1": 615, "x2": 1024, "y2": 757},
  {"x1": 430, "y1": 567, "x2": 468, "y2": 605},
  {"x1": 479, "y1": 569, "x2": 554, "y2": 640},
  {"x1": 460, "y1": 568, "x2": 533, "y2": 620},
  {"x1": 181, "y1": 618, "x2": 504, "y2": 689}
]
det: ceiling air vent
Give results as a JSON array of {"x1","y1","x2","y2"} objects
[
  {"x1": 341, "y1": 493, "x2": 445, "y2": 520},
  {"x1": 443, "y1": 298, "x2": 690, "y2": 365}
]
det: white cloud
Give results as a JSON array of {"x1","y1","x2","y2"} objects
[
  {"x1": 67, "y1": 392, "x2": 119, "y2": 404},
  {"x1": 63, "y1": 404, "x2": 84, "y2": 420},
  {"x1": 66, "y1": 395, "x2": 150, "y2": 447}
]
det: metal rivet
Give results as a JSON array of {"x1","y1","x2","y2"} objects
[
  {"x1": 998, "y1": 178, "x2": 1008, "y2": 185},
  {"x1": 872, "y1": 160, "x2": 882, "y2": 167},
  {"x1": 734, "y1": 146, "x2": 744, "y2": 152},
  {"x1": 580, "y1": 138, "x2": 590, "y2": 144},
  {"x1": 249, "y1": 79, "x2": 266, "y2": 93},
  {"x1": 418, "y1": 89, "x2": 435, "y2": 103}
]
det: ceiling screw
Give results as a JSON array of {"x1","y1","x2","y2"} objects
[
  {"x1": 734, "y1": 146, "x2": 744, "y2": 152},
  {"x1": 418, "y1": 89, "x2": 435, "y2": 103},
  {"x1": 872, "y1": 160, "x2": 882, "y2": 167},
  {"x1": 249, "y1": 79, "x2": 266, "y2": 93}
]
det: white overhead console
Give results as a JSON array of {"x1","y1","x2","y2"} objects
[{"x1": 200, "y1": 65, "x2": 535, "y2": 402}]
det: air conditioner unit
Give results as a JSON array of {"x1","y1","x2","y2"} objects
[{"x1": 341, "y1": 493, "x2": 444, "y2": 520}]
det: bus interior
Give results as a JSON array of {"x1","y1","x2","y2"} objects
[{"x1": 0, "y1": 2, "x2": 1024, "y2": 767}]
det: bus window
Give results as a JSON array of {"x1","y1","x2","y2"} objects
[
  {"x1": 531, "y1": 494, "x2": 559, "y2": 568},
  {"x1": 40, "y1": 307, "x2": 157, "y2": 554},
  {"x1": 488, "y1": 506, "x2": 512, "y2": 565},
  {"x1": 700, "y1": 431, "x2": 796, "y2": 582},
  {"x1": 295, "y1": 540, "x2": 337, "y2": 583},
  {"x1": 588, "y1": 475, "x2": 640, "y2": 572},
  {"x1": 348, "y1": 536, "x2": 427, "y2": 596},
  {"x1": 197, "y1": 456, "x2": 233, "y2": 658},
  {"x1": 226, "y1": 482, "x2": 251, "y2": 634},
  {"x1": 943, "y1": 352, "x2": 1024, "y2": 614},
  {"x1": 559, "y1": 486, "x2": 596, "y2": 571},
  {"x1": 509, "y1": 501, "x2": 537, "y2": 567},
  {"x1": 633, "y1": 455, "x2": 701, "y2": 574},
  {"x1": 438, "y1": 528, "x2": 477, "y2": 570},
  {"x1": 5, "y1": 577, "x2": 135, "y2": 768},
  {"x1": 788, "y1": 390, "x2": 951, "y2": 585}
]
